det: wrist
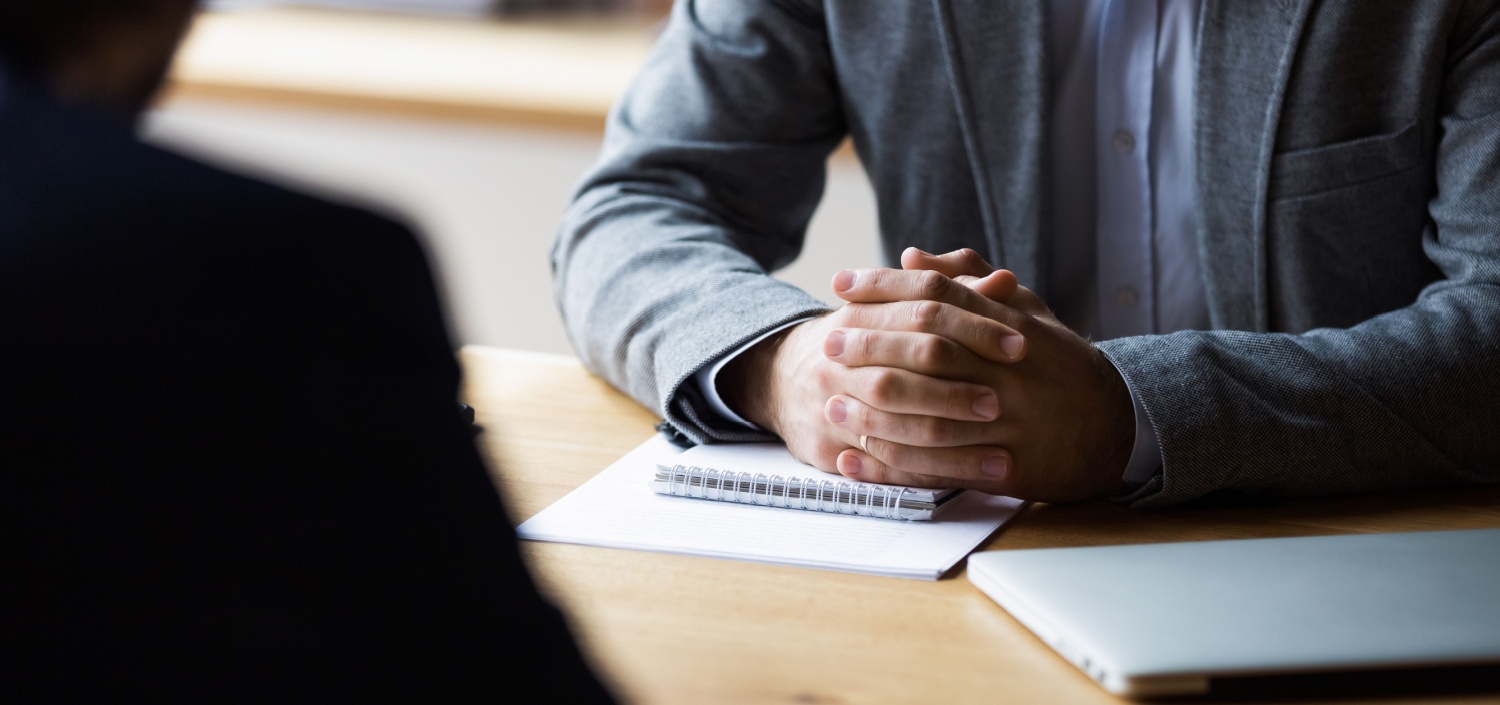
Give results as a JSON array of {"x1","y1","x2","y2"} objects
[{"x1": 719, "y1": 324, "x2": 801, "y2": 433}]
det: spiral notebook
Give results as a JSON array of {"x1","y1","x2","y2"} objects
[
  {"x1": 653, "y1": 442, "x2": 963, "y2": 520},
  {"x1": 517, "y1": 435, "x2": 1026, "y2": 580}
]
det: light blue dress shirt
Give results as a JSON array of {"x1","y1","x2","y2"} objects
[
  {"x1": 1049, "y1": 0, "x2": 1208, "y2": 483},
  {"x1": 696, "y1": 0, "x2": 1209, "y2": 486}
]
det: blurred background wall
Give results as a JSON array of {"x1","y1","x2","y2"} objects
[{"x1": 146, "y1": 2, "x2": 879, "y2": 356}]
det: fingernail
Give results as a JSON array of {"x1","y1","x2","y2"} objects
[
  {"x1": 973, "y1": 392, "x2": 999, "y2": 420},
  {"x1": 825, "y1": 330, "x2": 846, "y2": 357},
  {"x1": 827, "y1": 399, "x2": 847, "y2": 423},
  {"x1": 832, "y1": 270, "x2": 857, "y2": 292},
  {"x1": 843, "y1": 454, "x2": 863, "y2": 476},
  {"x1": 1002, "y1": 335, "x2": 1025, "y2": 359},
  {"x1": 981, "y1": 455, "x2": 1008, "y2": 479}
]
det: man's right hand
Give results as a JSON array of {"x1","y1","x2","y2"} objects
[{"x1": 717, "y1": 275, "x2": 1028, "y2": 477}]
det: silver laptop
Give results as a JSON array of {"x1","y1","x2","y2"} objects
[{"x1": 967, "y1": 529, "x2": 1500, "y2": 697}]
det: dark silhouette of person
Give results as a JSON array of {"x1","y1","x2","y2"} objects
[{"x1": 0, "y1": 2, "x2": 615, "y2": 700}]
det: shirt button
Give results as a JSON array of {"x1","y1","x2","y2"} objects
[
  {"x1": 1112, "y1": 130, "x2": 1135, "y2": 154},
  {"x1": 1115, "y1": 287, "x2": 1139, "y2": 308}
]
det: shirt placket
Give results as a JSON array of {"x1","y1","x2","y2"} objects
[{"x1": 1095, "y1": 0, "x2": 1158, "y2": 339}]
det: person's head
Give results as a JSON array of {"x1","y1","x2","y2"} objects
[{"x1": 0, "y1": 0, "x2": 199, "y2": 115}]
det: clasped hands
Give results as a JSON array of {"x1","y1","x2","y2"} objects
[{"x1": 721, "y1": 248, "x2": 1135, "y2": 502}]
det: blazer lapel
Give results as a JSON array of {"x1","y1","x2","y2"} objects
[
  {"x1": 931, "y1": 0, "x2": 1048, "y2": 293},
  {"x1": 1195, "y1": 0, "x2": 1313, "y2": 331}
]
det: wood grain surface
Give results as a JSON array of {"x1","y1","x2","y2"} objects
[{"x1": 460, "y1": 346, "x2": 1500, "y2": 705}]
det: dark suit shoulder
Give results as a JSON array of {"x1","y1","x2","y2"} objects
[
  {"x1": 0, "y1": 88, "x2": 447, "y2": 362},
  {"x1": 0, "y1": 89, "x2": 613, "y2": 701}
]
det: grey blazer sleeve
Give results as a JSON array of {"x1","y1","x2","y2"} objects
[
  {"x1": 553, "y1": 0, "x2": 840, "y2": 444},
  {"x1": 1099, "y1": 11, "x2": 1500, "y2": 508}
]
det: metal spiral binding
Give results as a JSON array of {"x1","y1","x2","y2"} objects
[{"x1": 663, "y1": 465, "x2": 913, "y2": 520}]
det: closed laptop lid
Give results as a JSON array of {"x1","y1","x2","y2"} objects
[{"x1": 967, "y1": 529, "x2": 1500, "y2": 697}]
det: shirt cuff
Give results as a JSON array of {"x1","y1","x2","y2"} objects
[
  {"x1": 691, "y1": 318, "x2": 812, "y2": 431},
  {"x1": 1107, "y1": 357, "x2": 1164, "y2": 488}
]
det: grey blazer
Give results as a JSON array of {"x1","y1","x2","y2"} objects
[{"x1": 554, "y1": 0, "x2": 1500, "y2": 507}]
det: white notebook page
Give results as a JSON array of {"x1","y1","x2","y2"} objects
[{"x1": 517, "y1": 435, "x2": 1026, "y2": 580}]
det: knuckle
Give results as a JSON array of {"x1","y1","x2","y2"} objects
[
  {"x1": 855, "y1": 329, "x2": 878, "y2": 360},
  {"x1": 811, "y1": 358, "x2": 840, "y2": 390},
  {"x1": 945, "y1": 384, "x2": 971, "y2": 417},
  {"x1": 865, "y1": 368, "x2": 898, "y2": 405},
  {"x1": 908, "y1": 300, "x2": 943, "y2": 328},
  {"x1": 916, "y1": 270, "x2": 949, "y2": 298},
  {"x1": 909, "y1": 336, "x2": 935, "y2": 367},
  {"x1": 974, "y1": 317, "x2": 1005, "y2": 352},
  {"x1": 915, "y1": 336, "x2": 949, "y2": 369}
]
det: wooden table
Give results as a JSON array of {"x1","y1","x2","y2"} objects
[{"x1": 460, "y1": 346, "x2": 1500, "y2": 705}]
